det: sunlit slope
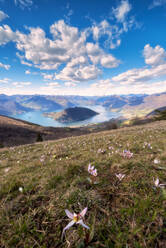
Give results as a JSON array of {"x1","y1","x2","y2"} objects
[{"x1": 0, "y1": 120, "x2": 166, "y2": 247}]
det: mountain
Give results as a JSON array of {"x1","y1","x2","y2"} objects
[
  {"x1": 22, "y1": 95, "x2": 62, "y2": 111},
  {"x1": 147, "y1": 106, "x2": 166, "y2": 116},
  {"x1": 45, "y1": 107, "x2": 99, "y2": 123},
  {"x1": 0, "y1": 94, "x2": 32, "y2": 116},
  {"x1": 118, "y1": 92, "x2": 166, "y2": 118},
  {"x1": 0, "y1": 92, "x2": 166, "y2": 120}
]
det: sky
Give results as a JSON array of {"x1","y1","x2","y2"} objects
[{"x1": 0, "y1": 0, "x2": 166, "y2": 96}]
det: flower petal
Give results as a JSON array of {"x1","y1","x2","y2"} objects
[
  {"x1": 78, "y1": 219, "x2": 89, "y2": 229},
  {"x1": 80, "y1": 207, "x2": 87, "y2": 218},
  {"x1": 62, "y1": 220, "x2": 75, "y2": 236},
  {"x1": 155, "y1": 178, "x2": 159, "y2": 186},
  {"x1": 65, "y1": 209, "x2": 74, "y2": 219}
]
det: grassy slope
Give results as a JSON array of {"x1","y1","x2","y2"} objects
[
  {"x1": 0, "y1": 115, "x2": 119, "y2": 147},
  {"x1": 0, "y1": 121, "x2": 166, "y2": 247}
]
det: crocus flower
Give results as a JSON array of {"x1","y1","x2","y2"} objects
[
  {"x1": 154, "y1": 158, "x2": 160, "y2": 164},
  {"x1": 154, "y1": 178, "x2": 166, "y2": 189},
  {"x1": 4, "y1": 168, "x2": 10, "y2": 173},
  {"x1": 122, "y1": 150, "x2": 133, "y2": 159},
  {"x1": 88, "y1": 164, "x2": 97, "y2": 177},
  {"x1": 92, "y1": 168, "x2": 97, "y2": 177},
  {"x1": 115, "y1": 173, "x2": 125, "y2": 181},
  {"x1": 88, "y1": 163, "x2": 94, "y2": 173},
  {"x1": 62, "y1": 207, "x2": 89, "y2": 237},
  {"x1": 19, "y1": 187, "x2": 23, "y2": 193}
]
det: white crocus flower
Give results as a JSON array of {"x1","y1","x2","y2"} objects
[
  {"x1": 62, "y1": 207, "x2": 89, "y2": 236},
  {"x1": 19, "y1": 187, "x2": 23, "y2": 193},
  {"x1": 115, "y1": 173, "x2": 125, "y2": 181},
  {"x1": 154, "y1": 178, "x2": 166, "y2": 189},
  {"x1": 154, "y1": 159, "x2": 160, "y2": 164},
  {"x1": 4, "y1": 168, "x2": 10, "y2": 173}
]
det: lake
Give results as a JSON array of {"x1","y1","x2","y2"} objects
[{"x1": 12, "y1": 105, "x2": 120, "y2": 127}]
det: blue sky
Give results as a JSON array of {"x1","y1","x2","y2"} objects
[{"x1": 0, "y1": 0, "x2": 166, "y2": 95}]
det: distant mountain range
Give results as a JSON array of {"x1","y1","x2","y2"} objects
[{"x1": 0, "y1": 92, "x2": 166, "y2": 119}]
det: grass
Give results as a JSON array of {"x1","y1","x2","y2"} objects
[{"x1": 0, "y1": 120, "x2": 166, "y2": 247}]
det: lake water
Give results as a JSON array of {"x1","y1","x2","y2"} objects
[{"x1": 12, "y1": 105, "x2": 120, "y2": 127}]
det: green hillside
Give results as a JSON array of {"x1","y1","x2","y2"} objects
[{"x1": 0, "y1": 121, "x2": 166, "y2": 247}]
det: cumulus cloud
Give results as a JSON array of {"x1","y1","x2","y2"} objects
[
  {"x1": 86, "y1": 42, "x2": 120, "y2": 68},
  {"x1": 113, "y1": 0, "x2": 131, "y2": 23},
  {"x1": 143, "y1": 44, "x2": 166, "y2": 66},
  {"x1": 0, "y1": 62, "x2": 10, "y2": 70},
  {"x1": 0, "y1": 20, "x2": 121, "y2": 83},
  {"x1": 56, "y1": 64, "x2": 101, "y2": 82},
  {"x1": 42, "y1": 73, "x2": 54, "y2": 80},
  {"x1": 0, "y1": 10, "x2": 8, "y2": 22},
  {"x1": 0, "y1": 25, "x2": 16, "y2": 45},
  {"x1": 16, "y1": 25, "x2": 69, "y2": 70},
  {"x1": 112, "y1": 44, "x2": 166, "y2": 85}
]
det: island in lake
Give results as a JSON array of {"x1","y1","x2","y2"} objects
[{"x1": 44, "y1": 107, "x2": 99, "y2": 123}]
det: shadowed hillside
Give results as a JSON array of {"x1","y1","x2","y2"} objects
[{"x1": 0, "y1": 115, "x2": 119, "y2": 147}]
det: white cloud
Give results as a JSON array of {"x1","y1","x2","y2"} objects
[
  {"x1": 91, "y1": 1, "x2": 136, "y2": 50},
  {"x1": 112, "y1": 44, "x2": 166, "y2": 84},
  {"x1": 91, "y1": 20, "x2": 121, "y2": 50},
  {"x1": 0, "y1": 77, "x2": 10, "y2": 83},
  {"x1": 14, "y1": 0, "x2": 33, "y2": 9},
  {"x1": 25, "y1": 69, "x2": 30, "y2": 74},
  {"x1": 0, "y1": 25, "x2": 16, "y2": 45},
  {"x1": 86, "y1": 42, "x2": 120, "y2": 68},
  {"x1": 42, "y1": 73, "x2": 54, "y2": 80},
  {"x1": 149, "y1": 0, "x2": 166, "y2": 9},
  {"x1": 113, "y1": 0, "x2": 131, "y2": 23},
  {"x1": 0, "y1": 10, "x2": 8, "y2": 22},
  {"x1": 12, "y1": 81, "x2": 32, "y2": 87},
  {"x1": 0, "y1": 62, "x2": 10, "y2": 70},
  {"x1": 90, "y1": 78, "x2": 166, "y2": 95},
  {"x1": 100, "y1": 54, "x2": 120, "y2": 68},
  {"x1": 56, "y1": 65, "x2": 101, "y2": 82},
  {"x1": 46, "y1": 82, "x2": 59, "y2": 87},
  {"x1": 65, "y1": 82, "x2": 77, "y2": 87},
  {"x1": 143, "y1": 44, "x2": 166, "y2": 66},
  {"x1": 0, "y1": 20, "x2": 121, "y2": 82}
]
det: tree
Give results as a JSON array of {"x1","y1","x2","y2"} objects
[{"x1": 36, "y1": 133, "x2": 43, "y2": 142}]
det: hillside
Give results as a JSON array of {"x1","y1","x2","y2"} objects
[
  {"x1": 0, "y1": 120, "x2": 166, "y2": 247},
  {"x1": 147, "y1": 106, "x2": 166, "y2": 116},
  {"x1": 0, "y1": 115, "x2": 119, "y2": 147},
  {"x1": 120, "y1": 92, "x2": 166, "y2": 118},
  {"x1": 46, "y1": 107, "x2": 99, "y2": 123},
  {"x1": 0, "y1": 115, "x2": 89, "y2": 147}
]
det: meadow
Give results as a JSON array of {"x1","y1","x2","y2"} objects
[{"x1": 0, "y1": 120, "x2": 166, "y2": 247}]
